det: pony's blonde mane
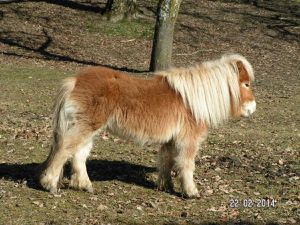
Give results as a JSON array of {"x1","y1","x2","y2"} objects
[{"x1": 159, "y1": 54, "x2": 254, "y2": 127}]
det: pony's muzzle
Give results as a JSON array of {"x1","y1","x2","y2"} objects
[{"x1": 241, "y1": 100, "x2": 256, "y2": 117}]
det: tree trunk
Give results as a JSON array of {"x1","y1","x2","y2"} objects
[
  {"x1": 105, "y1": 0, "x2": 138, "y2": 22},
  {"x1": 150, "y1": 0, "x2": 182, "y2": 72}
]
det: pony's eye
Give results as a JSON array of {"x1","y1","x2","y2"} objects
[{"x1": 244, "y1": 83, "x2": 250, "y2": 87}]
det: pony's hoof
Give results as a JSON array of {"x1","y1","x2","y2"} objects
[
  {"x1": 49, "y1": 187, "x2": 58, "y2": 194},
  {"x1": 183, "y1": 186, "x2": 200, "y2": 198},
  {"x1": 86, "y1": 186, "x2": 94, "y2": 193},
  {"x1": 183, "y1": 192, "x2": 200, "y2": 199},
  {"x1": 70, "y1": 174, "x2": 93, "y2": 193},
  {"x1": 40, "y1": 173, "x2": 58, "y2": 193},
  {"x1": 40, "y1": 181, "x2": 58, "y2": 193},
  {"x1": 157, "y1": 179, "x2": 174, "y2": 193}
]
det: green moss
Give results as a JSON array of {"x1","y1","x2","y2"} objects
[{"x1": 86, "y1": 19, "x2": 154, "y2": 39}]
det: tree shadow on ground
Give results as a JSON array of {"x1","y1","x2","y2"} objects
[
  {"x1": 0, "y1": 3, "x2": 148, "y2": 73},
  {"x1": 181, "y1": 0, "x2": 300, "y2": 43},
  {"x1": 223, "y1": 0, "x2": 300, "y2": 42},
  {"x1": 0, "y1": 28, "x2": 147, "y2": 73},
  {"x1": 0, "y1": 160, "x2": 156, "y2": 191},
  {"x1": 222, "y1": 9, "x2": 300, "y2": 42},
  {"x1": 218, "y1": 0, "x2": 300, "y2": 17},
  {"x1": 0, "y1": 0, "x2": 105, "y2": 13}
]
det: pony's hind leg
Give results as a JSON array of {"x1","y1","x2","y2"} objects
[
  {"x1": 40, "y1": 126, "x2": 93, "y2": 193},
  {"x1": 157, "y1": 141, "x2": 175, "y2": 193},
  {"x1": 69, "y1": 139, "x2": 94, "y2": 192},
  {"x1": 40, "y1": 141, "x2": 71, "y2": 193}
]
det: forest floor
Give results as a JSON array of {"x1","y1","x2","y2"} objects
[{"x1": 0, "y1": 0, "x2": 299, "y2": 224}]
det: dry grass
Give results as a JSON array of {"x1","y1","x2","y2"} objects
[{"x1": 0, "y1": 0, "x2": 299, "y2": 224}]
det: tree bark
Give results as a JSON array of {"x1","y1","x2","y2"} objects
[
  {"x1": 150, "y1": 0, "x2": 182, "y2": 72},
  {"x1": 105, "y1": 0, "x2": 138, "y2": 22}
]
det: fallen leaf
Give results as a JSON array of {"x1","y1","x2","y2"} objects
[
  {"x1": 33, "y1": 201, "x2": 44, "y2": 207},
  {"x1": 97, "y1": 204, "x2": 108, "y2": 211},
  {"x1": 278, "y1": 159, "x2": 284, "y2": 165},
  {"x1": 287, "y1": 218, "x2": 297, "y2": 224},
  {"x1": 204, "y1": 189, "x2": 214, "y2": 196},
  {"x1": 207, "y1": 207, "x2": 218, "y2": 212},
  {"x1": 278, "y1": 218, "x2": 287, "y2": 224}
]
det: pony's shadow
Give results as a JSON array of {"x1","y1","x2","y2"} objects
[
  {"x1": 87, "y1": 160, "x2": 156, "y2": 189},
  {"x1": 0, "y1": 160, "x2": 157, "y2": 191}
]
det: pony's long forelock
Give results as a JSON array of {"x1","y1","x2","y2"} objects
[
  {"x1": 160, "y1": 54, "x2": 254, "y2": 127},
  {"x1": 221, "y1": 53, "x2": 254, "y2": 81}
]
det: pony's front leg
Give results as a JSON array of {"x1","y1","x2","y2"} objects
[{"x1": 175, "y1": 147, "x2": 199, "y2": 198}]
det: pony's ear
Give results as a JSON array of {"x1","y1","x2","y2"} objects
[{"x1": 237, "y1": 61, "x2": 250, "y2": 83}]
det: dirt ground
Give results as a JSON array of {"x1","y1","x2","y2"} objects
[{"x1": 0, "y1": 0, "x2": 299, "y2": 224}]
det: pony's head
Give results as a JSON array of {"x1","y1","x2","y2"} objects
[
  {"x1": 161, "y1": 53, "x2": 256, "y2": 127},
  {"x1": 221, "y1": 54, "x2": 256, "y2": 118},
  {"x1": 237, "y1": 61, "x2": 256, "y2": 117}
]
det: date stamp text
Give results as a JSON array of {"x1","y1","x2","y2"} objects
[{"x1": 229, "y1": 198, "x2": 277, "y2": 208}]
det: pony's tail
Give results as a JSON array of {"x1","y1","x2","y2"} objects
[
  {"x1": 41, "y1": 77, "x2": 76, "y2": 171},
  {"x1": 52, "y1": 77, "x2": 76, "y2": 147}
]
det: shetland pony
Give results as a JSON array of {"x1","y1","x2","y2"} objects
[{"x1": 40, "y1": 54, "x2": 256, "y2": 197}]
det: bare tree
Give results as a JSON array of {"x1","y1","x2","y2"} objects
[
  {"x1": 150, "y1": 0, "x2": 182, "y2": 71},
  {"x1": 104, "y1": 0, "x2": 138, "y2": 22}
]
